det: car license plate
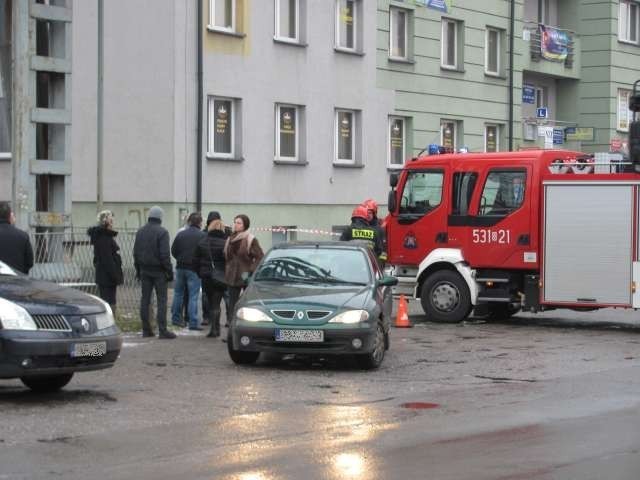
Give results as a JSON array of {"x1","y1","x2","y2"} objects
[
  {"x1": 70, "y1": 342, "x2": 107, "y2": 358},
  {"x1": 275, "y1": 329, "x2": 324, "y2": 343}
]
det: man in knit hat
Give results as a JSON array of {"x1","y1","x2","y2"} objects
[{"x1": 133, "y1": 206, "x2": 176, "y2": 339}]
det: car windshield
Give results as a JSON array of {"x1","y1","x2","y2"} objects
[
  {"x1": 0, "y1": 261, "x2": 17, "y2": 276},
  {"x1": 254, "y1": 247, "x2": 370, "y2": 285}
]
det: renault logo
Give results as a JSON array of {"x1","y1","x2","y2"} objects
[
  {"x1": 297, "y1": 311, "x2": 304, "y2": 320},
  {"x1": 81, "y1": 318, "x2": 90, "y2": 332}
]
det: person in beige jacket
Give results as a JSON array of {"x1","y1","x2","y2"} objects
[{"x1": 224, "y1": 214, "x2": 264, "y2": 325}]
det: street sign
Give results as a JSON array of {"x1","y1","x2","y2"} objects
[
  {"x1": 553, "y1": 129, "x2": 564, "y2": 145},
  {"x1": 536, "y1": 107, "x2": 548, "y2": 119},
  {"x1": 566, "y1": 127, "x2": 594, "y2": 142}
]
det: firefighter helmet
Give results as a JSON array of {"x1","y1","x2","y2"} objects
[
  {"x1": 363, "y1": 199, "x2": 378, "y2": 216},
  {"x1": 351, "y1": 205, "x2": 369, "y2": 222}
]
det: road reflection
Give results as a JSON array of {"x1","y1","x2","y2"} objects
[{"x1": 333, "y1": 452, "x2": 367, "y2": 478}]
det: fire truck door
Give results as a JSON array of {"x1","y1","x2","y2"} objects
[{"x1": 387, "y1": 168, "x2": 448, "y2": 265}]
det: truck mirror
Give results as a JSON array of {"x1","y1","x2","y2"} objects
[
  {"x1": 630, "y1": 94, "x2": 640, "y2": 112},
  {"x1": 389, "y1": 173, "x2": 398, "y2": 188},
  {"x1": 630, "y1": 120, "x2": 640, "y2": 170},
  {"x1": 388, "y1": 190, "x2": 397, "y2": 213}
]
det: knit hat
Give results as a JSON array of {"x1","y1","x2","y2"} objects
[
  {"x1": 206, "y1": 211, "x2": 221, "y2": 226},
  {"x1": 97, "y1": 210, "x2": 114, "y2": 227},
  {"x1": 148, "y1": 206, "x2": 164, "y2": 221}
]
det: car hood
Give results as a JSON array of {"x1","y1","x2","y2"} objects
[
  {"x1": 0, "y1": 276, "x2": 105, "y2": 315},
  {"x1": 240, "y1": 281, "x2": 371, "y2": 324}
]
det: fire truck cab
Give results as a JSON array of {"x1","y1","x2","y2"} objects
[{"x1": 385, "y1": 149, "x2": 640, "y2": 322}]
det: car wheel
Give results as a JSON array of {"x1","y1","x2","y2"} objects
[
  {"x1": 420, "y1": 270, "x2": 471, "y2": 323},
  {"x1": 226, "y1": 331, "x2": 259, "y2": 365},
  {"x1": 356, "y1": 322, "x2": 385, "y2": 370},
  {"x1": 487, "y1": 303, "x2": 520, "y2": 321},
  {"x1": 20, "y1": 373, "x2": 74, "y2": 393}
]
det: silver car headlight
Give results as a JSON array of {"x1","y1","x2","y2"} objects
[
  {"x1": 329, "y1": 310, "x2": 369, "y2": 324},
  {"x1": 0, "y1": 297, "x2": 37, "y2": 331},
  {"x1": 88, "y1": 295, "x2": 116, "y2": 330},
  {"x1": 236, "y1": 307, "x2": 272, "y2": 322}
]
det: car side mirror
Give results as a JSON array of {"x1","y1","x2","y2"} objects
[{"x1": 377, "y1": 276, "x2": 398, "y2": 287}]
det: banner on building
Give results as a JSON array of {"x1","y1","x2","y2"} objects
[
  {"x1": 412, "y1": 0, "x2": 452, "y2": 13},
  {"x1": 565, "y1": 127, "x2": 594, "y2": 142},
  {"x1": 539, "y1": 25, "x2": 570, "y2": 62}
]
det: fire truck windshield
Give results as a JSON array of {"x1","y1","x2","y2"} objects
[{"x1": 399, "y1": 170, "x2": 444, "y2": 216}]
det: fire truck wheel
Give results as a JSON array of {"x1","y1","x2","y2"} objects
[{"x1": 420, "y1": 270, "x2": 472, "y2": 323}]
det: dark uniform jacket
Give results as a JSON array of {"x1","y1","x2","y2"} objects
[
  {"x1": 171, "y1": 225, "x2": 206, "y2": 271},
  {"x1": 340, "y1": 218, "x2": 384, "y2": 258},
  {"x1": 133, "y1": 219, "x2": 173, "y2": 279},
  {"x1": 87, "y1": 226, "x2": 124, "y2": 287},
  {"x1": 193, "y1": 229, "x2": 227, "y2": 280},
  {"x1": 0, "y1": 220, "x2": 34, "y2": 274}
]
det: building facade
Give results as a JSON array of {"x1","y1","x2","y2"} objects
[{"x1": 2, "y1": 0, "x2": 639, "y2": 245}]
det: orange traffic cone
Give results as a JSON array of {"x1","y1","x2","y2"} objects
[{"x1": 394, "y1": 294, "x2": 412, "y2": 328}]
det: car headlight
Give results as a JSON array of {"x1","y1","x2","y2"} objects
[
  {"x1": 329, "y1": 310, "x2": 369, "y2": 324},
  {"x1": 88, "y1": 295, "x2": 116, "y2": 330},
  {"x1": 0, "y1": 297, "x2": 37, "y2": 330},
  {"x1": 236, "y1": 307, "x2": 272, "y2": 322}
]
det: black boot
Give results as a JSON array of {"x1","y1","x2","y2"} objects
[{"x1": 159, "y1": 329, "x2": 176, "y2": 339}]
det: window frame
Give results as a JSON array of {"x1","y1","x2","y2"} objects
[
  {"x1": 441, "y1": 18, "x2": 458, "y2": 69},
  {"x1": 440, "y1": 120, "x2": 457, "y2": 150},
  {"x1": 619, "y1": 1, "x2": 640, "y2": 44},
  {"x1": 389, "y1": 7, "x2": 408, "y2": 60},
  {"x1": 209, "y1": 0, "x2": 236, "y2": 33},
  {"x1": 485, "y1": 27, "x2": 501, "y2": 76},
  {"x1": 334, "y1": 109, "x2": 356, "y2": 164},
  {"x1": 477, "y1": 169, "x2": 527, "y2": 218},
  {"x1": 484, "y1": 124, "x2": 500, "y2": 152},
  {"x1": 208, "y1": 96, "x2": 235, "y2": 159},
  {"x1": 617, "y1": 89, "x2": 633, "y2": 132},
  {"x1": 275, "y1": 103, "x2": 299, "y2": 162},
  {"x1": 398, "y1": 169, "x2": 445, "y2": 217},
  {"x1": 388, "y1": 116, "x2": 406, "y2": 169},
  {"x1": 275, "y1": 0, "x2": 300, "y2": 43},
  {"x1": 335, "y1": 0, "x2": 357, "y2": 51}
]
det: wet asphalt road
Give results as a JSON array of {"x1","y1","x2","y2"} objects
[{"x1": 2, "y1": 304, "x2": 640, "y2": 479}]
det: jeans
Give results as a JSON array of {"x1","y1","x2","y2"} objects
[
  {"x1": 140, "y1": 273, "x2": 168, "y2": 334},
  {"x1": 171, "y1": 269, "x2": 201, "y2": 328}
]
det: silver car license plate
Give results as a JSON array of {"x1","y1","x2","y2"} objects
[
  {"x1": 71, "y1": 341, "x2": 107, "y2": 357},
  {"x1": 275, "y1": 329, "x2": 324, "y2": 343}
]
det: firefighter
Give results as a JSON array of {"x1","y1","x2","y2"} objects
[
  {"x1": 340, "y1": 205, "x2": 385, "y2": 261},
  {"x1": 363, "y1": 199, "x2": 387, "y2": 263}
]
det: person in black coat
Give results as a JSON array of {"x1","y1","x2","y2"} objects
[
  {"x1": 133, "y1": 206, "x2": 175, "y2": 339},
  {"x1": 193, "y1": 219, "x2": 227, "y2": 337},
  {"x1": 0, "y1": 202, "x2": 33, "y2": 274},
  {"x1": 87, "y1": 210, "x2": 124, "y2": 311}
]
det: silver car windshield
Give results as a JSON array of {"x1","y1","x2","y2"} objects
[
  {"x1": 0, "y1": 261, "x2": 17, "y2": 276},
  {"x1": 254, "y1": 248, "x2": 371, "y2": 285}
]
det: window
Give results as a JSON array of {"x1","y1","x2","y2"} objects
[
  {"x1": 388, "y1": 116, "x2": 405, "y2": 168},
  {"x1": 441, "y1": 19, "x2": 458, "y2": 68},
  {"x1": 537, "y1": 0, "x2": 549, "y2": 24},
  {"x1": 619, "y1": 1, "x2": 639, "y2": 44},
  {"x1": 275, "y1": 0, "x2": 299, "y2": 42},
  {"x1": 485, "y1": 28, "x2": 501, "y2": 75},
  {"x1": 485, "y1": 124, "x2": 500, "y2": 152},
  {"x1": 618, "y1": 89, "x2": 634, "y2": 132},
  {"x1": 209, "y1": 0, "x2": 235, "y2": 32},
  {"x1": 451, "y1": 172, "x2": 478, "y2": 216},
  {"x1": 208, "y1": 97, "x2": 239, "y2": 159},
  {"x1": 399, "y1": 171, "x2": 444, "y2": 215},
  {"x1": 389, "y1": 7, "x2": 407, "y2": 59},
  {"x1": 275, "y1": 104, "x2": 299, "y2": 161},
  {"x1": 335, "y1": 109, "x2": 356, "y2": 163},
  {"x1": 535, "y1": 86, "x2": 548, "y2": 109},
  {"x1": 336, "y1": 0, "x2": 356, "y2": 50},
  {"x1": 440, "y1": 120, "x2": 457, "y2": 150},
  {"x1": 479, "y1": 170, "x2": 527, "y2": 217}
]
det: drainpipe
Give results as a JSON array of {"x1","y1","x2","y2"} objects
[
  {"x1": 508, "y1": 0, "x2": 515, "y2": 151},
  {"x1": 97, "y1": 0, "x2": 104, "y2": 211},
  {"x1": 196, "y1": 0, "x2": 203, "y2": 212}
]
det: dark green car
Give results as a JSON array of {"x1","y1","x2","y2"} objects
[{"x1": 227, "y1": 241, "x2": 397, "y2": 369}]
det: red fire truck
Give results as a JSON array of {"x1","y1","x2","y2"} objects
[{"x1": 385, "y1": 148, "x2": 640, "y2": 322}]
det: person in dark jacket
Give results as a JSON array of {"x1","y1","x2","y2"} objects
[
  {"x1": 340, "y1": 205, "x2": 385, "y2": 261},
  {"x1": 87, "y1": 210, "x2": 124, "y2": 311},
  {"x1": 170, "y1": 212, "x2": 205, "y2": 330},
  {"x1": 0, "y1": 202, "x2": 33, "y2": 274},
  {"x1": 194, "y1": 219, "x2": 227, "y2": 337},
  {"x1": 200, "y1": 211, "x2": 231, "y2": 325},
  {"x1": 133, "y1": 206, "x2": 176, "y2": 339}
]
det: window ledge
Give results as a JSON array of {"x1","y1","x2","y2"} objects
[
  {"x1": 206, "y1": 26, "x2": 246, "y2": 38},
  {"x1": 0, "y1": 153, "x2": 11, "y2": 161},
  {"x1": 334, "y1": 47, "x2": 365, "y2": 56},
  {"x1": 273, "y1": 37, "x2": 308, "y2": 48},
  {"x1": 333, "y1": 162, "x2": 364, "y2": 169},
  {"x1": 206, "y1": 155, "x2": 244, "y2": 162},
  {"x1": 388, "y1": 56, "x2": 415, "y2": 64},
  {"x1": 387, "y1": 165, "x2": 404, "y2": 172},
  {"x1": 274, "y1": 159, "x2": 308, "y2": 166},
  {"x1": 618, "y1": 38, "x2": 640, "y2": 47},
  {"x1": 441, "y1": 65, "x2": 465, "y2": 73},
  {"x1": 485, "y1": 72, "x2": 507, "y2": 80}
]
